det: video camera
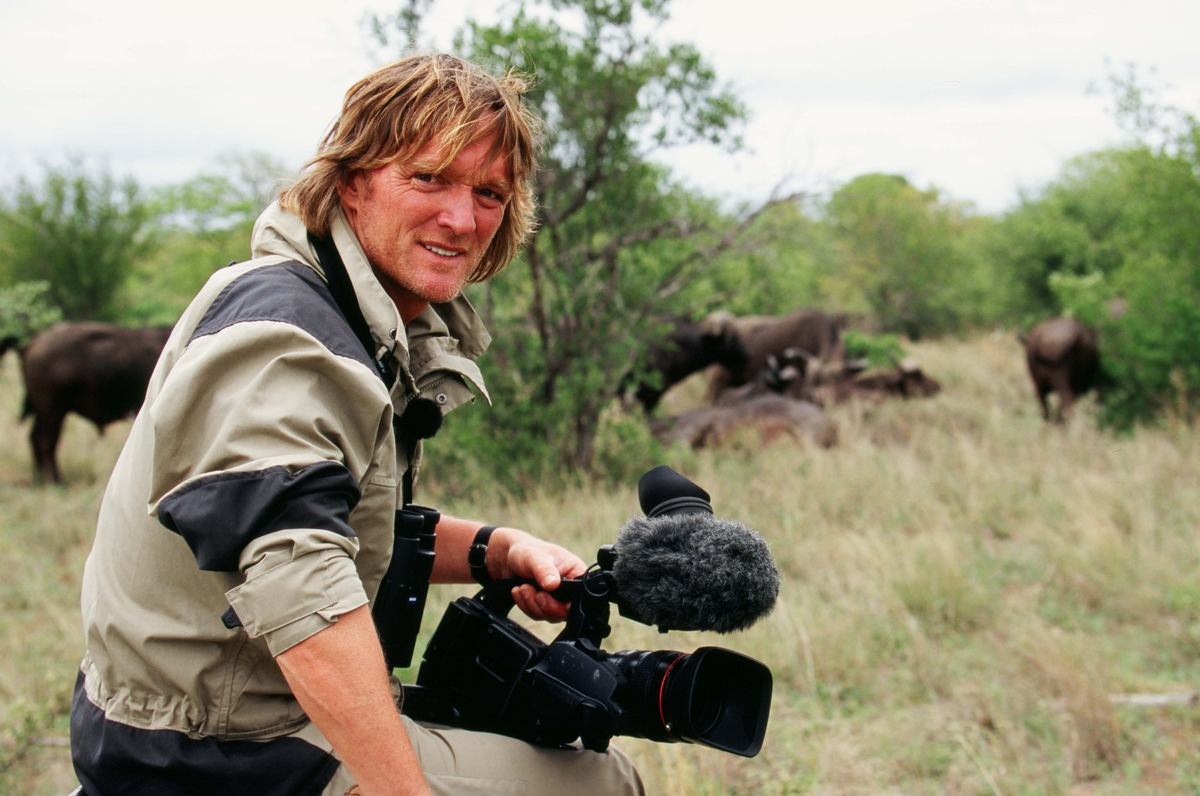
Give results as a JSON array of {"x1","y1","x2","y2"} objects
[{"x1": 399, "y1": 465, "x2": 778, "y2": 758}]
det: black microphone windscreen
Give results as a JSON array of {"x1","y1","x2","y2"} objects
[{"x1": 612, "y1": 513, "x2": 780, "y2": 633}]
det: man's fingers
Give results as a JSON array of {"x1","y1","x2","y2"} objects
[{"x1": 511, "y1": 583, "x2": 571, "y2": 622}]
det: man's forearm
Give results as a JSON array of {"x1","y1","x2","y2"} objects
[
  {"x1": 426, "y1": 514, "x2": 487, "y2": 583},
  {"x1": 427, "y1": 515, "x2": 585, "y2": 622},
  {"x1": 276, "y1": 604, "x2": 430, "y2": 796}
]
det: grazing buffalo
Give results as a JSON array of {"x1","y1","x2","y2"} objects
[
  {"x1": 20, "y1": 322, "x2": 172, "y2": 483},
  {"x1": 1020, "y1": 316, "x2": 1100, "y2": 423},
  {"x1": 706, "y1": 309, "x2": 846, "y2": 402},
  {"x1": 629, "y1": 311, "x2": 748, "y2": 412},
  {"x1": 652, "y1": 393, "x2": 838, "y2": 450}
]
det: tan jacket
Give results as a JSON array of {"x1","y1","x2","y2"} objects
[{"x1": 77, "y1": 202, "x2": 490, "y2": 747}]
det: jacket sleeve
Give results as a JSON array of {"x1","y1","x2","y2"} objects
[{"x1": 147, "y1": 318, "x2": 395, "y2": 655}]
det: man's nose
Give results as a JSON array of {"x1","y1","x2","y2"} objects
[{"x1": 437, "y1": 187, "x2": 477, "y2": 235}]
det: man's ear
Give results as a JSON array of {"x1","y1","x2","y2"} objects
[{"x1": 338, "y1": 172, "x2": 367, "y2": 212}]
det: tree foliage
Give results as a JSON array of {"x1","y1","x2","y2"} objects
[
  {"x1": 698, "y1": 198, "x2": 841, "y2": 317},
  {"x1": 0, "y1": 282, "x2": 63, "y2": 353},
  {"x1": 152, "y1": 151, "x2": 286, "y2": 236},
  {"x1": 1018, "y1": 66, "x2": 1200, "y2": 429},
  {"x1": 822, "y1": 174, "x2": 991, "y2": 339},
  {"x1": 0, "y1": 157, "x2": 155, "y2": 321},
  {"x1": 121, "y1": 152, "x2": 288, "y2": 326},
  {"x1": 6, "y1": 17, "x2": 1193, "y2": 486}
]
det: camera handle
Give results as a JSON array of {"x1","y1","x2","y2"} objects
[{"x1": 475, "y1": 563, "x2": 617, "y2": 653}]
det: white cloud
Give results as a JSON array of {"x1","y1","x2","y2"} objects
[{"x1": 1, "y1": 0, "x2": 1197, "y2": 213}]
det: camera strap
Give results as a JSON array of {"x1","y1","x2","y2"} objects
[
  {"x1": 307, "y1": 230, "x2": 436, "y2": 504},
  {"x1": 307, "y1": 231, "x2": 436, "y2": 669}
]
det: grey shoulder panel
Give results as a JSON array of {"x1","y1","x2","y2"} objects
[{"x1": 190, "y1": 260, "x2": 373, "y2": 371}]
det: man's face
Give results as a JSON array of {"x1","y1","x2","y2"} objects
[{"x1": 338, "y1": 130, "x2": 511, "y2": 323}]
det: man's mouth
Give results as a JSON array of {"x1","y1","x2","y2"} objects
[{"x1": 423, "y1": 244, "x2": 461, "y2": 257}]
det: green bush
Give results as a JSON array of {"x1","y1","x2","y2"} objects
[
  {"x1": 0, "y1": 158, "x2": 156, "y2": 321},
  {"x1": 0, "y1": 282, "x2": 63, "y2": 351},
  {"x1": 842, "y1": 329, "x2": 907, "y2": 368}
]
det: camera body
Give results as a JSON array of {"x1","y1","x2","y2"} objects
[{"x1": 401, "y1": 545, "x2": 773, "y2": 757}]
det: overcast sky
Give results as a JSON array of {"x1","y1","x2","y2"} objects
[{"x1": 2, "y1": 0, "x2": 1197, "y2": 215}]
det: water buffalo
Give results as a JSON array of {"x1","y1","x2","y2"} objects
[
  {"x1": 629, "y1": 311, "x2": 748, "y2": 412},
  {"x1": 1020, "y1": 316, "x2": 1100, "y2": 423},
  {"x1": 652, "y1": 393, "x2": 838, "y2": 450},
  {"x1": 19, "y1": 322, "x2": 172, "y2": 483},
  {"x1": 712, "y1": 353, "x2": 804, "y2": 406},
  {"x1": 706, "y1": 309, "x2": 846, "y2": 402},
  {"x1": 814, "y1": 359, "x2": 942, "y2": 405}
]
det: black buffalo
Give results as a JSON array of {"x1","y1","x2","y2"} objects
[
  {"x1": 706, "y1": 309, "x2": 846, "y2": 402},
  {"x1": 651, "y1": 393, "x2": 838, "y2": 450},
  {"x1": 814, "y1": 359, "x2": 942, "y2": 405},
  {"x1": 712, "y1": 353, "x2": 804, "y2": 406},
  {"x1": 630, "y1": 312, "x2": 748, "y2": 412},
  {"x1": 19, "y1": 322, "x2": 172, "y2": 483},
  {"x1": 1020, "y1": 316, "x2": 1100, "y2": 423}
]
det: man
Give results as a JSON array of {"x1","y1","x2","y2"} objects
[{"x1": 70, "y1": 54, "x2": 645, "y2": 796}]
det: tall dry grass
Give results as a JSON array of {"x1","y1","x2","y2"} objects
[{"x1": 3, "y1": 334, "x2": 1200, "y2": 794}]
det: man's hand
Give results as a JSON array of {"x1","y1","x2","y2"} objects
[
  {"x1": 429, "y1": 516, "x2": 588, "y2": 622},
  {"x1": 497, "y1": 532, "x2": 588, "y2": 622}
]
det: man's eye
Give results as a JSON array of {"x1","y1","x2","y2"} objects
[{"x1": 414, "y1": 173, "x2": 435, "y2": 183}]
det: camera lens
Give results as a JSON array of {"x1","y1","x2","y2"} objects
[
  {"x1": 608, "y1": 646, "x2": 772, "y2": 757},
  {"x1": 607, "y1": 649, "x2": 682, "y2": 743},
  {"x1": 688, "y1": 677, "x2": 721, "y2": 735}
]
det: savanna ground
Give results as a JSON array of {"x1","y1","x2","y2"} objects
[{"x1": 2, "y1": 333, "x2": 1199, "y2": 795}]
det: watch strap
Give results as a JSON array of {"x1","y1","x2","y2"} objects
[{"x1": 468, "y1": 525, "x2": 498, "y2": 587}]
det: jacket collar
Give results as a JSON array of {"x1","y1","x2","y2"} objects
[{"x1": 250, "y1": 201, "x2": 492, "y2": 401}]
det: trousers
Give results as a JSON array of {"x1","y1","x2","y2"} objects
[{"x1": 316, "y1": 716, "x2": 646, "y2": 795}]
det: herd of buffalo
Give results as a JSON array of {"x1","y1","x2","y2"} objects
[{"x1": 0, "y1": 310, "x2": 1102, "y2": 484}]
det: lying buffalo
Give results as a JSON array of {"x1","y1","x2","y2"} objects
[
  {"x1": 20, "y1": 322, "x2": 172, "y2": 483},
  {"x1": 814, "y1": 359, "x2": 941, "y2": 405},
  {"x1": 706, "y1": 309, "x2": 846, "y2": 402},
  {"x1": 652, "y1": 393, "x2": 838, "y2": 450},
  {"x1": 1020, "y1": 316, "x2": 1100, "y2": 423},
  {"x1": 628, "y1": 311, "x2": 748, "y2": 412},
  {"x1": 712, "y1": 353, "x2": 804, "y2": 407}
]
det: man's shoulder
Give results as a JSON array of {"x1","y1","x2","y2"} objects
[{"x1": 188, "y1": 258, "x2": 372, "y2": 371}]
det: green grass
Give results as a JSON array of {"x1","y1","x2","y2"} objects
[{"x1": 4, "y1": 334, "x2": 1200, "y2": 794}]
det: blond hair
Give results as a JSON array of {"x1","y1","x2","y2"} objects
[{"x1": 279, "y1": 53, "x2": 540, "y2": 283}]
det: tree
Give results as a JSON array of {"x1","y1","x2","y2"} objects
[
  {"x1": 698, "y1": 197, "x2": 840, "y2": 317},
  {"x1": 152, "y1": 151, "x2": 285, "y2": 235},
  {"x1": 0, "y1": 157, "x2": 155, "y2": 321},
  {"x1": 823, "y1": 173, "x2": 983, "y2": 339},
  {"x1": 1017, "y1": 65, "x2": 1200, "y2": 428},
  {"x1": 122, "y1": 152, "x2": 289, "y2": 326},
  {"x1": 373, "y1": 0, "x2": 788, "y2": 488},
  {"x1": 0, "y1": 281, "x2": 63, "y2": 353}
]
